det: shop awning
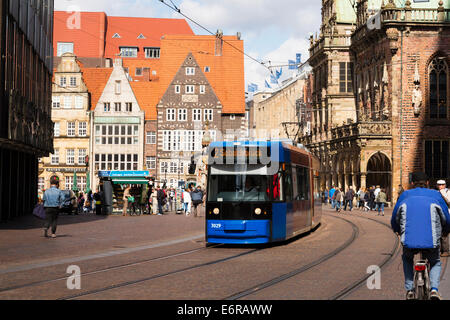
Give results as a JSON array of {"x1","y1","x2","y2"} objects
[{"x1": 112, "y1": 177, "x2": 149, "y2": 185}]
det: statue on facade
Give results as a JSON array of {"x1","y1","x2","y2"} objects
[{"x1": 412, "y1": 62, "x2": 422, "y2": 117}]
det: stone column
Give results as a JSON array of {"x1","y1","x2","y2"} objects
[{"x1": 360, "y1": 173, "x2": 367, "y2": 190}]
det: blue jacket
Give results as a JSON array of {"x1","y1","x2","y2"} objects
[
  {"x1": 329, "y1": 188, "x2": 336, "y2": 199},
  {"x1": 391, "y1": 188, "x2": 450, "y2": 249},
  {"x1": 43, "y1": 186, "x2": 64, "y2": 208}
]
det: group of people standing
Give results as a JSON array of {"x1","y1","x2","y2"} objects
[
  {"x1": 326, "y1": 185, "x2": 388, "y2": 215},
  {"x1": 121, "y1": 184, "x2": 206, "y2": 217}
]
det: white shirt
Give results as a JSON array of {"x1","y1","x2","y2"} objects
[{"x1": 183, "y1": 191, "x2": 191, "y2": 203}]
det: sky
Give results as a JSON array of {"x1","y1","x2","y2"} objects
[{"x1": 56, "y1": 0, "x2": 322, "y2": 90}]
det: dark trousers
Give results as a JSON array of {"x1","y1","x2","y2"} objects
[
  {"x1": 344, "y1": 200, "x2": 353, "y2": 211},
  {"x1": 96, "y1": 204, "x2": 102, "y2": 215},
  {"x1": 158, "y1": 201, "x2": 164, "y2": 214},
  {"x1": 44, "y1": 207, "x2": 59, "y2": 234}
]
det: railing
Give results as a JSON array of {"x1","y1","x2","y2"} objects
[
  {"x1": 356, "y1": 0, "x2": 450, "y2": 28},
  {"x1": 309, "y1": 34, "x2": 352, "y2": 57}
]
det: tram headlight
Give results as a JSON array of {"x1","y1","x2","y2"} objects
[
  {"x1": 213, "y1": 208, "x2": 220, "y2": 215},
  {"x1": 254, "y1": 208, "x2": 262, "y2": 215}
]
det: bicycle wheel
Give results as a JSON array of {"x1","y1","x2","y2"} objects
[{"x1": 414, "y1": 272, "x2": 426, "y2": 300}]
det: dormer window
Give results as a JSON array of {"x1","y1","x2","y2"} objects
[
  {"x1": 112, "y1": 33, "x2": 121, "y2": 39},
  {"x1": 120, "y1": 47, "x2": 138, "y2": 58},
  {"x1": 145, "y1": 47, "x2": 160, "y2": 59},
  {"x1": 137, "y1": 34, "x2": 146, "y2": 39}
]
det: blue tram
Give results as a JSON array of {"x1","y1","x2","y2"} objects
[{"x1": 205, "y1": 141, "x2": 322, "y2": 244}]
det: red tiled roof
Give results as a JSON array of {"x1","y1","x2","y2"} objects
[
  {"x1": 157, "y1": 35, "x2": 245, "y2": 114},
  {"x1": 53, "y1": 11, "x2": 194, "y2": 59},
  {"x1": 130, "y1": 81, "x2": 160, "y2": 121},
  {"x1": 80, "y1": 67, "x2": 113, "y2": 110},
  {"x1": 53, "y1": 12, "x2": 107, "y2": 58},
  {"x1": 105, "y1": 17, "x2": 194, "y2": 59}
]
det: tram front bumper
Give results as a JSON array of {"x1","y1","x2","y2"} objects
[{"x1": 206, "y1": 220, "x2": 271, "y2": 244}]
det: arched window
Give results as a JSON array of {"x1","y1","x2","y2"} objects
[{"x1": 429, "y1": 57, "x2": 448, "y2": 119}]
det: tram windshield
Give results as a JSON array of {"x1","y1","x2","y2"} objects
[{"x1": 207, "y1": 164, "x2": 283, "y2": 202}]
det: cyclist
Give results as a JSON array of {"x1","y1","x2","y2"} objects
[{"x1": 391, "y1": 172, "x2": 450, "y2": 300}]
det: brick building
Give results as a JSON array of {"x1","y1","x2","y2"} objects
[
  {"x1": 351, "y1": 0, "x2": 450, "y2": 199},
  {"x1": 154, "y1": 34, "x2": 246, "y2": 187},
  {"x1": 0, "y1": 0, "x2": 54, "y2": 221},
  {"x1": 302, "y1": 0, "x2": 450, "y2": 203}
]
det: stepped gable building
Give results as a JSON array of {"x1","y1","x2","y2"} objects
[
  {"x1": 39, "y1": 53, "x2": 91, "y2": 193},
  {"x1": 0, "y1": 0, "x2": 54, "y2": 222},
  {"x1": 301, "y1": 0, "x2": 358, "y2": 196},
  {"x1": 351, "y1": 0, "x2": 450, "y2": 198},
  {"x1": 154, "y1": 33, "x2": 246, "y2": 186},
  {"x1": 89, "y1": 59, "x2": 145, "y2": 192}
]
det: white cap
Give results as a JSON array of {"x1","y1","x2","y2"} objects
[{"x1": 437, "y1": 180, "x2": 446, "y2": 185}]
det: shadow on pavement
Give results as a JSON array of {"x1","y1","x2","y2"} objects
[{"x1": 0, "y1": 213, "x2": 108, "y2": 230}]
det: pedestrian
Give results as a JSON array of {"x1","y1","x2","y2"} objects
[
  {"x1": 42, "y1": 176, "x2": 64, "y2": 238},
  {"x1": 344, "y1": 187, "x2": 355, "y2": 211},
  {"x1": 376, "y1": 188, "x2": 387, "y2": 216},
  {"x1": 369, "y1": 187, "x2": 376, "y2": 210},
  {"x1": 437, "y1": 180, "x2": 450, "y2": 257},
  {"x1": 329, "y1": 186, "x2": 336, "y2": 208},
  {"x1": 122, "y1": 185, "x2": 131, "y2": 216},
  {"x1": 94, "y1": 188, "x2": 104, "y2": 215},
  {"x1": 183, "y1": 188, "x2": 192, "y2": 216},
  {"x1": 334, "y1": 188, "x2": 343, "y2": 213},
  {"x1": 151, "y1": 186, "x2": 158, "y2": 214},
  {"x1": 156, "y1": 185, "x2": 166, "y2": 215},
  {"x1": 358, "y1": 187, "x2": 366, "y2": 210},
  {"x1": 191, "y1": 186, "x2": 204, "y2": 218},
  {"x1": 168, "y1": 188, "x2": 175, "y2": 212},
  {"x1": 77, "y1": 192, "x2": 85, "y2": 214}
]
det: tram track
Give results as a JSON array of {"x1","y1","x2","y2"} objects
[
  {"x1": 224, "y1": 213, "x2": 359, "y2": 300},
  {"x1": 225, "y1": 212, "x2": 399, "y2": 300},
  {"x1": 0, "y1": 241, "x2": 217, "y2": 294}
]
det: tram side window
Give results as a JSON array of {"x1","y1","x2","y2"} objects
[
  {"x1": 283, "y1": 165, "x2": 293, "y2": 202},
  {"x1": 296, "y1": 167, "x2": 310, "y2": 201}
]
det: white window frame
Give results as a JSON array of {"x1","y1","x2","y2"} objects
[
  {"x1": 185, "y1": 85, "x2": 195, "y2": 94},
  {"x1": 78, "y1": 149, "x2": 87, "y2": 165},
  {"x1": 69, "y1": 76, "x2": 77, "y2": 87},
  {"x1": 178, "y1": 109, "x2": 187, "y2": 122},
  {"x1": 54, "y1": 122, "x2": 60, "y2": 137},
  {"x1": 57, "y1": 42, "x2": 74, "y2": 57},
  {"x1": 186, "y1": 67, "x2": 195, "y2": 75},
  {"x1": 52, "y1": 96, "x2": 60, "y2": 109},
  {"x1": 126, "y1": 102, "x2": 132, "y2": 112},
  {"x1": 193, "y1": 109, "x2": 202, "y2": 122},
  {"x1": 146, "y1": 131, "x2": 156, "y2": 144},
  {"x1": 175, "y1": 85, "x2": 181, "y2": 94},
  {"x1": 200, "y1": 85, "x2": 206, "y2": 94},
  {"x1": 145, "y1": 47, "x2": 160, "y2": 59},
  {"x1": 51, "y1": 150, "x2": 59, "y2": 165},
  {"x1": 75, "y1": 96, "x2": 83, "y2": 109},
  {"x1": 204, "y1": 109, "x2": 213, "y2": 122},
  {"x1": 146, "y1": 156, "x2": 156, "y2": 169},
  {"x1": 78, "y1": 122, "x2": 87, "y2": 137},
  {"x1": 67, "y1": 122, "x2": 76, "y2": 137},
  {"x1": 120, "y1": 47, "x2": 138, "y2": 58},
  {"x1": 66, "y1": 149, "x2": 75, "y2": 165},
  {"x1": 115, "y1": 81, "x2": 121, "y2": 95},
  {"x1": 60, "y1": 77, "x2": 67, "y2": 88},
  {"x1": 63, "y1": 96, "x2": 72, "y2": 109},
  {"x1": 167, "y1": 109, "x2": 176, "y2": 121}
]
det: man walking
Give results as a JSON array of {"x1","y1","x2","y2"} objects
[
  {"x1": 438, "y1": 180, "x2": 450, "y2": 257},
  {"x1": 191, "y1": 186, "x2": 204, "y2": 217},
  {"x1": 42, "y1": 176, "x2": 64, "y2": 238}
]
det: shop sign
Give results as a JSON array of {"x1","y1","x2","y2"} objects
[{"x1": 98, "y1": 171, "x2": 150, "y2": 178}]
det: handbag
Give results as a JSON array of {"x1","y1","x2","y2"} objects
[
  {"x1": 32, "y1": 204, "x2": 46, "y2": 220},
  {"x1": 128, "y1": 196, "x2": 135, "y2": 203}
]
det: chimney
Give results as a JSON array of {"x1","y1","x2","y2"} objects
[
  {"x1": 215, "y1": 29, "x2": 223, "y2": 56},
  {"x1": 143, "y1": 68, "x2": 150, "y2": 82}
]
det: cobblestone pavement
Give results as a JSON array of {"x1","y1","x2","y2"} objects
[{"x1": 0, "y1": 206, "x2": 448, "y2": 300}]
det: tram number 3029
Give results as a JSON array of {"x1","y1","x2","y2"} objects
[{"x1": 211, "y1": 223, "x2": 222, "y2": 229}]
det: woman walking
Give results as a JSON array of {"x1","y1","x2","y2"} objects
[
  {"x1": 123, "y1": 185, "x2": 131, "y2": 216},
  {"x1": 376, "y1": 188, "x2": 387, "y2": 216}
]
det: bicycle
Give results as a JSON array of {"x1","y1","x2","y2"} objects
[{"x1": 413, "y1": 250, "x2": 431, "y2": 300}]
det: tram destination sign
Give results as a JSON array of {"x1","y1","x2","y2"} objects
[{"x1": 209, "y1": 146, "x2": 273, "y2": 165}]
